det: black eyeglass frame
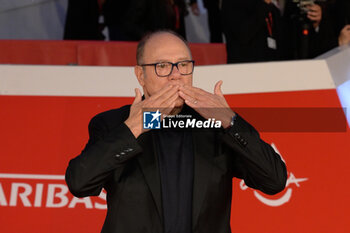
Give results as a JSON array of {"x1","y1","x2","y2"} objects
[{"x1": 139, "y1": 60, "x2": 195, "y2": 77}]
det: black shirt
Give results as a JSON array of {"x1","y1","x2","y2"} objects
[{"x1": 156, "y1": 125, "x2": 194, "y2": 233}]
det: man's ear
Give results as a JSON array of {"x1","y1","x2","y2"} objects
[{"x1": 134, "y1": 65, "x2": 145, "y2": 86}]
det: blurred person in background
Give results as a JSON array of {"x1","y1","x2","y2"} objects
[
  {"x1": 190, "y1": 0, "x2": 223, "y2": 42},
  {"x1": 283, "y1": 0, "x2": 337, "y2": 58},
  {"x1": 222, "y1": 0, "x2": 289, "y2": 63},
  {"x1": 64, "y1": 0, "x2": 105, "y2": 40},
  {"x1": 103, "y1": 0, "x2": 188, "y2": 41},
  {"x1": 328, "y1": 0, "x2": 350, "y2": 46}
]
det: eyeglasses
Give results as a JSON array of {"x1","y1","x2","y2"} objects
[{"x1": 140, "y1": 60, "x2": 195, "y2": 77}]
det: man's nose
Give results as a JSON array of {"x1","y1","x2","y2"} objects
[{"x1": 168, "y1": 64, "x2": 181, "y2": 80}]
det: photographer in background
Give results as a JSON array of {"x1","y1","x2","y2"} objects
[
  {"x1": 222, "y1": 0, "x2": 290, "y2": 63},
  {"x1": 284, "y1": 0, "x2": 337, "y2": 58}
]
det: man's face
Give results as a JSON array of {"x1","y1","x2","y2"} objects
[{"x1": 135, "y1": 33, "x2": 193, "y2": 107}]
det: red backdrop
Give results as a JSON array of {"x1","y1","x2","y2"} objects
[
  {"x1": 1, "y1": 90, "x2": 349, "y2": 233},
  {"x1": 0, "y1": 40, "x2": 226, "y2": 66}
]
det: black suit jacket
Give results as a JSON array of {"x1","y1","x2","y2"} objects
[
  {"x1": 64, "y1": 0, "x2": 103, "y2": 40},
  {"x1": 222, "y1": 0, "x2": 290, "y2": 63},
  {"x1": 66, "y1": 105, "x2": 287, "y2": 233},
  {"x1": 103, "y1": 0, "x2": 187, "y2": 41}
]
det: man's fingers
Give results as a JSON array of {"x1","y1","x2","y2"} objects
[
  {"x1": 155, "y1": 85, "x2": 180, "y2": 104},
  {"x1": 180, "y1": 84, "x2": 223, "y2": 107},
  {"x1": 151, "y1": 85, "x2": 180, "y2": 105},
  {"x1": 179, "y1": 85, "x2": 208, "y2": 100},
  {"x1": 161, "y1": 90, "x2": 179, "y2": 107},
  {"x1": 160, "y1": 92, "x2": 179, "y2": 116},
  {"x1": 214, "y1": 80, "x2": 224, "y2": 96},
  {"x1": 161, "y1": 91, "x2": 179, "y2": 107},
  {"x1": 179, "y1": 86, "x2": 196, "y2": 99},
  {"x1": 179, "y1": 90, "x2": 197, "y2": 105},
  {"x1": 151, "y1": 84, "x2": 176, "y2": 101},
  {"x1": 133, "y1": 88, "x2": 142, "y2": 105},
  {"x1": 161, "y1": 103, "x2": 177, "y2": 117},
  {"x1": 143, "y1": 85, "x2": 179, "y2": 110}
]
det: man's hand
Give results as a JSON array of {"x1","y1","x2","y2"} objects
[
  {"x1": 307, "y1": 4, "x2": 322, "y2": 29},
  {"x1": 125, "y1": 85, "x2": 180, "y2": 138},
  {"x1": 179, "y1": 81, "x2": 235, "y2": 128},
  {"x1": 338, "y1": 25, "x2": 350, "y2": 46}
]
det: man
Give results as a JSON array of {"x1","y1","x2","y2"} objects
[
  {"x1": 190, "y1": 0, "x2": 223, "y2": 43},
  {"x1": 64, "y1": 0, "x2": 104, "y2": 40},
  {"x1": 329, "y1": 0, "x2": 350, "y2": 46},
  {"x1": 103, "y1": 0, "x2": 188, "y2": 41},
  {"x1": 284, "y1": 0, "x2": 336, "y2": 58},
  {"x1": 222, "y1": 0, "x2": 290, "y2": 63},
  {"x1": 65, "y1": 30, "x2": 287, "y2": 233}
]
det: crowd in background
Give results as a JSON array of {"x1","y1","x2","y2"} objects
[{"x1": 64, "y1": 0, "x2": 350, "y2": 63}]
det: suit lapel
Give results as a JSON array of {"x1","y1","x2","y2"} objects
[
  {"x1": 136, "y1": 131, "x2": 163, "y2": 223},
  {"x1": 135, "y1": 126, "x2": 216, "y2": 227},
  {"x1": 192, "y1": 129, "x2": 215, "y2": 227}
]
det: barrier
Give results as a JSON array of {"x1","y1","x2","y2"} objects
[{"x1": 0, "y1": 40, "x2": 226, "y2": 66}]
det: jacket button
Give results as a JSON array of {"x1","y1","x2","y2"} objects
[
  {"x1": 120, "y1": 152, "x2": 125, "y2": 155},
  {"x1": 115, "y1": 154, "x2": 121, "y2": 158}
]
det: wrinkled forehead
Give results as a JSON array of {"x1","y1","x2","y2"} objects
[{"x1": 143, "y1": 33, "x2": 192, "y2": 62}]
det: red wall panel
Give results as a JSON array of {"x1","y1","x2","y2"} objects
[
  {"x1": 0, "y1": 40, "x2": 227, "y2": 66},
  {"x1": 1, "y1": 89, "x2": 349, "y2": 233}
]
